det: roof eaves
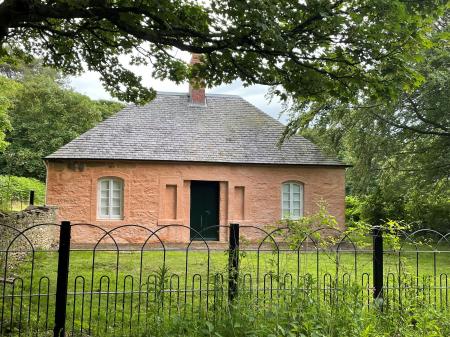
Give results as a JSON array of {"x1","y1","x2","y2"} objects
[{"x1": 44, "y1": 156, "x2": 349, "y2": 167}]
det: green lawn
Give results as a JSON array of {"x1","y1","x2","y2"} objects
[{"x1": 1, "y1": 245, "x2": 449, "y2": 336}]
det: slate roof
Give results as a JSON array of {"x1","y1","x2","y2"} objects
[{"x1": 46, "y1": 92, "x2": 345, "y2": 166}]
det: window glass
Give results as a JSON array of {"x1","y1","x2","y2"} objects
[
  {"x1": 98, "y1": 178, "x2": 123, "y2": 219},
  {"x1": 281, "y1": 182, "x2": 303, "y2": 219},
  {"x1": 111, "y1": 207, "x2": 121, "y2": 216},
  {"x1": 101, "y1": 197, "x2": 109, "y2": 207},
  {"x1": 101, "y1": 180, "x2": 109, "y2": 190},
  {"x1": 100, "y1": 206, "x2": 109, "y2": 216}
]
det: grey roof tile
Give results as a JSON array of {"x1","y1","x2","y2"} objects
[{"x1": 46, "y1": 92, "x2": 345, "y2": 166}]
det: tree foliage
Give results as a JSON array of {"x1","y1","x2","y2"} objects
[
  {"x1": 0, "y1": 0, "x2": 446, "y2": 109},
  {"x1": 0, "y1": 0, "x2": 447, "y2": 226},
  {"x1": 296, "y1": 20, "x2": 450, "y2": 230},
  {"x1": 0, "y1": 75, "x2": 21, "y2": 151},
  {"x1": 0, "y1": 64, "x2": 124, "y2": 180}
]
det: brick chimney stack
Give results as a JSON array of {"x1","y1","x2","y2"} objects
[{"x1": 189, "y1": 53, "x2": 206, "y2": 105}]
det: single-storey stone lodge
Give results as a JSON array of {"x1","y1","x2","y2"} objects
[{"x1": 45, "y1": 58, "x2": 346, "y2": 244}]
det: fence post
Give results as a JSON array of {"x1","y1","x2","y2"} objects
[
  {"x1": 373, "y1": 225, "x2": 383, "y2": 302},
  {"x1": 228, "y1": 223, "x2": 240, "y2": 303},
  {"x1": 53, "y1": 221, "x2": 71, "y2": 337},
  {"x1": 29, "y1": 190, "x2": 34, "y2": 206}
]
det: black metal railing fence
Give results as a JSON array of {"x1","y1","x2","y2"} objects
[{"x1": 0, "y1": 222, "x2": 448, "y2": 337}]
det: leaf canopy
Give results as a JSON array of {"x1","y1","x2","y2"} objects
[{"x1": 0, "y1": 0, "x2": 446, "y2": 104}]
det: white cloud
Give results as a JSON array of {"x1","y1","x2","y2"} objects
[{"x1": 69, "y1": 72, "x2": 110, "y2": 100}]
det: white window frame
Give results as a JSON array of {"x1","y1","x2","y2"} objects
[
  {"x1": 97, "y1": 177, "x2": 124, "y2": 220},
  {"x1": 281, "y1": 182, "x2": 304, "y2": 219}
]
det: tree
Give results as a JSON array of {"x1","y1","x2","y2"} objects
[
  {"x1": 296, "y1": 21, "x2": 450, "y2": 230},
  {"x1": 0, "y1": 65, "x2": 124, "y2": 180},
  {"x1": 0, "y1": 76, "x2": 21, "y2": 151},
  {"x1": 0, "y1": 0, "x2": 445, "y2": 109}
]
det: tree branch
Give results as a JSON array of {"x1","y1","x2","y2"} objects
[
  {"x1": 405, "y1": 96, "x2": 449, "y2": 132},
  {"x1": 367, "y1": 109, "x2": 450, "y2": 137}
]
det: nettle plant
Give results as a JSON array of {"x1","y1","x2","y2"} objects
[
  {"x1": 275, "y1": 200, "x2": 414, "y2": 251},
  {"x1": 273, "y1": 201, "x2": 340, "y2": 250},
  {"x1": 271, "y1": 202, "x2": 424, "y2": 284},
  {"x1": 346, "y1": 218, "x2": 412, "y2": 251}
]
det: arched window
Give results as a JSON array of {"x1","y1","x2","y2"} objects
[
  {"x1": 282, "y1": 182, "x2": 304, "y2": 219},
  {"x1": 98, "y1": 177, "x2": 124, "y2": 219}
]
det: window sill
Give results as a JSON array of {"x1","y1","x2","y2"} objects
[{"x1": 281, "y1": 217, "x2": 302, "y2": 221}]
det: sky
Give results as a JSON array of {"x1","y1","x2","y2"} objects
[{"x1": 69, "y1": 55, "x2": 288, "y2": 124}]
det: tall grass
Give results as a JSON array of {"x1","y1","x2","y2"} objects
[{"x1": 140, "y1": 282, "x2": 450, "y2": 337}]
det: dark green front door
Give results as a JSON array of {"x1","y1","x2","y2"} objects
[{"x1": 190, "y1": 181, "x2": 220, "y2": 241}]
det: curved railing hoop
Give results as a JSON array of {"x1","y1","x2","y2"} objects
[
  {"x1": 71, "y1": 223, "x2": 120, "y2": 252},
  {"x1": 336, "y1": 232, "x2": 358, "y2": 252},
  {"x1": 146, "y1": 224, "x2": 211, "y2": 251},
  {"x1": 1, "y1": 222, "x2": 60, "y2": 253},
  {"x1": 196, "y1": 224, "x2": 281, "y2": 251},
  {"x1": 294, "y1": 226, "x2": 345, "y2": 251},
  {"x1": 399, "y1": 228, "x2": 448, "y2": 251},
  {"x1": 440, "y1": 231, "x2": 450, "y2": 243}
]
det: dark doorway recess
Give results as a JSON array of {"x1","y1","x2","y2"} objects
[{"x1": 190, "y1": 181, "x2": 220, "y2": 241}]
